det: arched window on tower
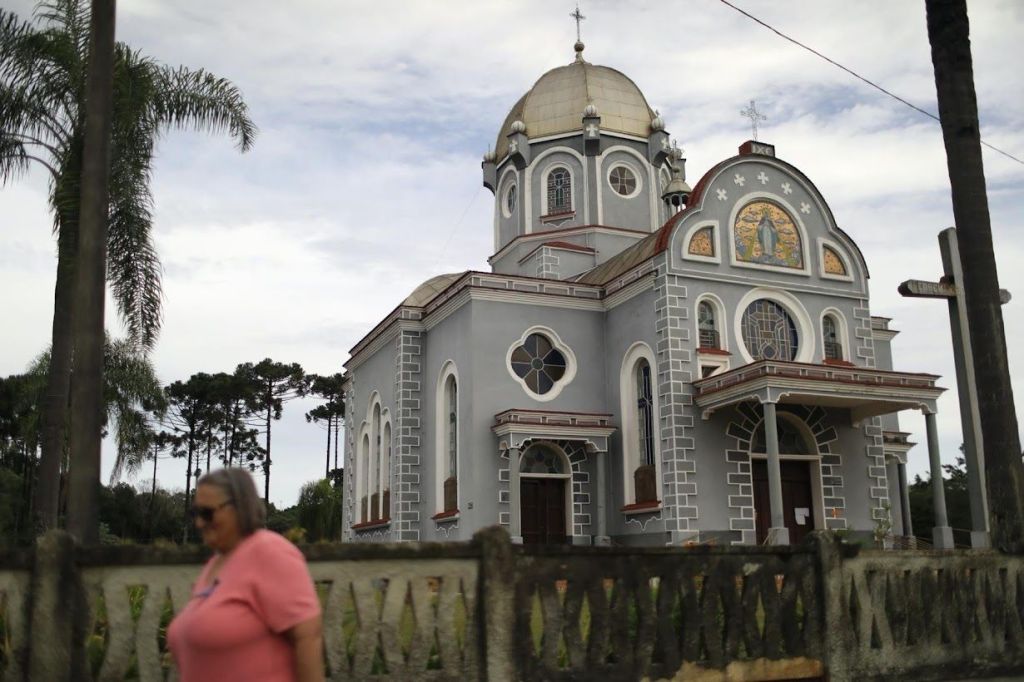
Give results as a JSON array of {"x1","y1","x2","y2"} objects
[
  {"x1": 698, "y1": 301, "x2": 719, "y2": 350},
  {"x1": 823, "y1": 314, "x2": 842, "y2": 360},
  {"x1": 444, "y1": 375, "x2": 458, "y2": 512},
  {"x1": 547, "y1": 168, "x2": 572, "y2": 214},
  {"x1": 634, "y1": 359, "x2": 657, "y2": 503}
]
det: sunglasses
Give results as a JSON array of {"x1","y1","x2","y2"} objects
[{"x1": 189, "y1": 500, "x2": 233, "y2": 522}]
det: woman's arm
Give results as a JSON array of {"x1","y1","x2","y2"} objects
[{"x1": 289, "y1": 615, "x2": 324, "y2": 682}]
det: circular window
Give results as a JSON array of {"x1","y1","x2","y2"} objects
[
  {"x1": 504, "y1": 184, "x2": 517, "y2": 218},
  {"x1": 510, "y1": 333, "x2": 566, "y2": 395},
  {"x1": 608, "y1": 165, "x2": 639, "y2": 197},
  {"x1": 741, "y1": 300, "x2": 799, "y2": 361}
]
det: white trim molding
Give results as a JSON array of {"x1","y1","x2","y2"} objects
[
  {"x1": 434, "y1": 361, "x2": 460, "y2": 514},
  {"x1": 733, "y1": 287, "x2": 816, "y2": 364},
  {"x1": 506, "y1": 326, "x2": 578, "y2": 402},
  {"x1": 618, "y1": 342, "x2": 663, "y2": 504},
  {"x1": 727, "y1": 192, "x2": 813, "y2": 278}
]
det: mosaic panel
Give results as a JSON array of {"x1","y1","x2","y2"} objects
[
  {"x1": 734, "y1": 200, "x2": 803, "y2": 269},
  {"x1": 687, "y1": 226, "x2": 715, "y2": 257},
  {"x1": 823, "y1": 246, "x2": 847, "y2": 276}
]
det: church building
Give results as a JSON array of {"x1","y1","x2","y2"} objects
[{"x1": 341, "y1": 39, "x2": 946, "y2": 546}]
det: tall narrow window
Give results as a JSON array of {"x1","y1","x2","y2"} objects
[
  {"x1": 443, "y1": 376, "x2": 458, "y2": 512},
  {"x1": 547, "y1": 168, "x2": 571, "y2": 214},
  {"x1": 360, "y1": 434, "x2": 370, "y2": 523},
  {"x1": 371, "y1": 404, "x2": 381, "y2": 521},
  {"x1": 698, "y1": 301, "x2": 719, "y2": 349},
  {"x1": 634, "y1": 360, "x2": 657, "y2": 503},
  {"x1": 381, "y1": 422, "x2": 391, "y2": 521},
  {"x1": 823, "y1": 315, "x2": 842, "y2": 360}
]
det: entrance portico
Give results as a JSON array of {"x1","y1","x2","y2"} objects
[
  {"x1": 695, "y1": 361, "x2": 948, "y2": 546},
  {"x1": 493, "y1": 409, "x2": 615, "y2": 545}
]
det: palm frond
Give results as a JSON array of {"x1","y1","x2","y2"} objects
[{"x1": 154, "y1": 65, "x2": 257, "y2": 151}]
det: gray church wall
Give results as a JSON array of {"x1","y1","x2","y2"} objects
[
  {"x1": 602, "y1": 286, "x2": 670, "y2": 543},
  {"x1": 418, "y1": 304, "x2": 475, "y2": 542},
  {"x1": 598, "y1": 146, "x2": 654, "y2": 232}
]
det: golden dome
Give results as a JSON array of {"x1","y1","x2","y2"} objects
[{"x1": 495, "y1": 54, "x2": 656, "y2": 161}]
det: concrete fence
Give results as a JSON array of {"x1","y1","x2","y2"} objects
[{"x1": 1, "y1": 528, "x2": 1022, "y2": 681}]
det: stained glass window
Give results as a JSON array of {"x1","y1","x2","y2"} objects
[
  {"x1": 510, "y1": 333, "x2": 567, "y2": 395},
  {"x1": 823, "y1": 315, "x2": 842, "y2": 360},
  {"x1": 698, "y1": 301, "x2": 719, "y2": 349},
  {"x1": 741, "y1": 300, "x2": 799, "y2": 361},
  {"x1": 635, "y1": 361, "x2": 655, "y2": 467},
  {"x1": 752, "y1": 417, "x2": 812, "y2": 454},
  {"x1": 520, "y1": 446, "x2": 565, "y2": 474},
  {"x1": 547, "y1": 168, "x2": 572, "y2": 213},
  {"x1": 609, "y1": 165, "x2": 637, "y2": 196}
]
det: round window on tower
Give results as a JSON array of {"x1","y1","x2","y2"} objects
[
  {"x1": 503, "y1": 183, "x2": 517, "y2": 218},
  {"x1": 608, "y1": 164, "x2": 640, "y2": 198}
]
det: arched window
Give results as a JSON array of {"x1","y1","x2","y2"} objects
[
  {"x1": 443, "y1": 374, "x2": 459, "y2": 512},
  {"x1": 360, "y1": 433, "x2": 370, "y2": 523},
  {"x1": 823, "y1": 315, "x2": 842, "y2": 360},
  {"x1": 620, "y1": 344, "x2": 661, "y2": 506},
  {"x1": 381, "y1": 421, "x2": 391, "y2": 521},
  {"x1": 370, "y1": 403, "x2": 381, "y2": 521},
  {"x1": 741, "y1": 300, "x2": 799, "y2": 361},
  {"x1": 634, "y1": 360, "x2": 657, "y2": 503},
  {"x1": 752, "y1": 416, "x2": 813, "y2": 455},
  {"x1": 547, "y1": 167, "x2": 572, "y2": 214},
  {"x1": 698, "y1": 301, "x2": 719, "y2": 349}
]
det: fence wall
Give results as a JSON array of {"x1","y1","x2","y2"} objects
[{"x1": 1, "y1": 528, "x2": 1022, "y2": 681}]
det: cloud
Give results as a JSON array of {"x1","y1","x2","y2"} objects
[{"x1": 2, "y1": 0, "x2": 1022, "y2": 505}]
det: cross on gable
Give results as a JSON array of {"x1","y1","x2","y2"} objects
[
  {"x1": 740, "y1": 100, "x2": 767, "y2": 141},
  {"x1": 585, "y1": 123, "x2": 599, "y2": 137}
]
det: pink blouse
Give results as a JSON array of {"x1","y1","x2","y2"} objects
[{"x1": 167, "y1": 530, "x2": 321, "y2": 682}]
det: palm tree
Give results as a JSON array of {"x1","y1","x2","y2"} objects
[
  {"x1": 28, "y1": 336, "x2": 166, "y2": 486},
  {"x1": 0, "y1": 0, "x2": 256, "y2": 531}
]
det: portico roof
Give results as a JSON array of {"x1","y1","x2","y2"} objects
[
  {"x1": 492, "y1": 409, "x2": 616, "y2": 452},
  {"x1": 693, "y1": 361, "x2": 945, "y2": 423}
]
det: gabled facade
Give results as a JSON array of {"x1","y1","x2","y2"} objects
[{"x1": 341, "y1": 43, "x2": 944, "y2": 546}]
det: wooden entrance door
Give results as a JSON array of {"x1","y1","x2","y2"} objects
[
  {"x1": 521, "y1": 478, "x2": 567, "y2": 544},
  {"x1": 752, "y1": 459, "x2": 815, "y2": 544}
]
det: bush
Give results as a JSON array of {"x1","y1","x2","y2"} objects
[{"x1": 296, "y1": 479, "x2": 343, "y2": 542}]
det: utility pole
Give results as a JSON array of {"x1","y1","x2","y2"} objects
[
  {"x1": 924, "y1": 0, "x2": 1024, "y2": 552},
  {"x1": 66, "y1": 0, "x2": 117, "y2": 545}
]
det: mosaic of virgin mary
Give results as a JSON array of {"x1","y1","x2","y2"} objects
[{"x1": 733, "y1": 200, "x2": 804, "y2": 269}]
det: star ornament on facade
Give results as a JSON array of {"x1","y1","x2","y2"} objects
[
  {"x1": 757, "y1": 171, "x2": 769, "y2": 185},
  {"x1": 716, "y1": 188, "x2": 728, "y2": 201},
  {"x1": 800, "y1": 201, "x2": 811, "y2": 214},
  {"x1": 733, "y1": 174, "x2": 745, "y2": 187},
  {"x1": 781, "y1": 182, "x2": 793, "y2": 195}
]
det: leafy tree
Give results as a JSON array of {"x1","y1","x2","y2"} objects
[
  {"x1": 0, "y1": 0, "x2": 256, "y2": 532},
  {"x1": 295, "y1": 479, "x2": 343, "y2": 542},
  {"x1": 909, "y1": 456, "x2": 972, "y2": 547},
  {"x1": 240, "y1": 360, "x2": 309, "y2": 504}
]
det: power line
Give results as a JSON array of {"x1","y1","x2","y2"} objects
[{"x1": 717, "y1": 0, "x2": 1024, "y2": 167}]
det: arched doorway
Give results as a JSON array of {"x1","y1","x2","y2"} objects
[
  {"x1": 749, "y1": 414, "x2": 822, "y2": 544},
  {"x1": 518, "y1": 444, "x2": 571, "y2": 544}
]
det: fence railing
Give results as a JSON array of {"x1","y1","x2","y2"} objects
[{"x1": 1, "y1": 528, "x2": 1022, "y2": 681}]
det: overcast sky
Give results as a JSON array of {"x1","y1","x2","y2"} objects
[{"x1": 1, "y1": 0, "x2": 1022, "y2": 509}]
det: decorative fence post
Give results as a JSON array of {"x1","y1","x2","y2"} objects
[
  {"x1": 475, "y1": 526, "x2": 517, "y2": 681},
  {"x1": 809, "y1": 530, "x2": 854, "y2": 682}
]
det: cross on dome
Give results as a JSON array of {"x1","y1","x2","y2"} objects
[
  {"x1": 570, "y1": 3, "x2": 586, "y2": 42},
  {"x1": 740, "y1": 100, "x2": 767, "y2": 141}
]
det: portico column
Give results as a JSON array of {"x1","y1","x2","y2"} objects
[
  {"x1": 763, "y1": 402, "x2": 790, "y2": 545},
  {"x1": 508, "y1": 447, "x2": 523, "y2": 544},
  {"x1": 896, "y1": 460, "x2": 914, "y2": 538},
  {"x1": 925, "y1": 411, "x2": 955, "y2": 549},
  {"x1": 594, "y1": 451, "x2": 610, "y2": 546}
]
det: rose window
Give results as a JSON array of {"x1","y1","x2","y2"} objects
[
  {"x1": 510, "y1": 333, "x2": 567, "y2": 395},
  {"x1": 741, "y1": 300, "x2": 799, "y2": 361}
]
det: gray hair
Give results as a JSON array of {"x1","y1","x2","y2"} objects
[{"x1": 197, "y1": 468, "x2": 266, "y2": 536}]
